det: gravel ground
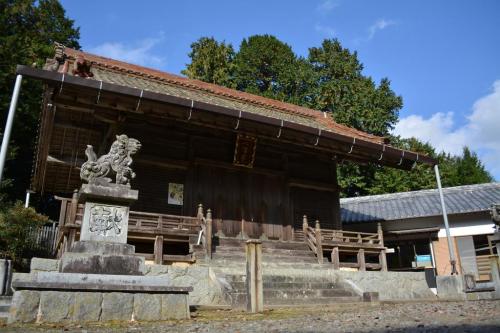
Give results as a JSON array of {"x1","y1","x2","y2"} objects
[{"x1": 1, "y1": 300, "x2": 499, "y2": 333}]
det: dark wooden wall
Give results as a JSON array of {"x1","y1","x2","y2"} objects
[{"x1": 121, "y1": 119, "x2": 341, "y2": 240}]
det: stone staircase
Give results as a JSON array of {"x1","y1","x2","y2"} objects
[
  {"x1": 194, "y1": 237, "x2": 323, "y2": 265},
  {"x1": 193, "y1": 237, "x2": 362, "y2": 308},
  {"x1": 0, "y1": 296, "x2": 11, "y2": 320}
]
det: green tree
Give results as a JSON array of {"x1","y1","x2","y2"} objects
[
  {"x1": 0, "y1": 0, "x2": 80, "y2": 200},
  {"x1": 439, "y1": 147, "x2": 493, "y2": 187},
  {"x1": 181, "y1": 37, "x2": 235, "y2": 87},
  {"x1": 307, "y1": 39, "x2": 402, "y2": 137},
  {"x1": 233, "y1": 35, "x2": 306, "y2": 102}
]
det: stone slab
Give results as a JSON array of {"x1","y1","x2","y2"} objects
[
  {"x1": 161, "y1": 293, "x2": 190, "y2": 320},
  {"x1": 60, "y1": 252, "x2": 144, "y2": 275},
  {"x1": 80, "y1": 202, "x2": 129, "y2": 243},
  {"x1": 79, "y1": 184, "x2": 138, "y2": 203},
  {"x1": 437, "y1": 275, "x2": 466, "y2": 300},
  {"x1": 39, "y1": 291, "x2": 74, "y2": 322},
  {"x1": 30, "y1": 258, "x2": 59, "y2": 272},
  {"x1": 12, "y1": 271, "x2": 192, "y2": 293},
  {"x1": 134, "y1": 293, "x2": 161, "y2": 321},
  {"x1": 73, "y1": 292, "x2": 102, "y2": 321},
  {"x1": 7, "y1": 290, "x2": 40, "y2": 323},
  {"x1": 69, "y1": 241, "x2": 135, "y2": 255},
  {"x1": 101, "y1": 292, "x2": 133, "y2": 321}
]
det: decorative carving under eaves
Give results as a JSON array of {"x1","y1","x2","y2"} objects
[{"x1": 80, "y1": 134, "x2": 141, "y2": 187}]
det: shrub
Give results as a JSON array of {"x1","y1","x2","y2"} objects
[{"x1": 0, "y1": 202, "x2": 49, "y2": 270}]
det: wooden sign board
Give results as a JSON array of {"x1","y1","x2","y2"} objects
[{"x1": 233, "y1": 134, "x2": 257, "y2": 168}]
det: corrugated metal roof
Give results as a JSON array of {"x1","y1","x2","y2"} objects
[{"x1": 340, "y1": 182, "x2": 500, "y2": 223}]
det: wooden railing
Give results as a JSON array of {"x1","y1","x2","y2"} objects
[
  {"x1": 54, "y1": 194, "x2": 214, "y2": 263},
  {"x1": 302, "y1": 215, "x2": 387, "y2": 271}
]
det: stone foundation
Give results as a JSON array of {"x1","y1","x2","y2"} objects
[{"x1": 8, "y1": 290, "x2": 189, "y2": 323}]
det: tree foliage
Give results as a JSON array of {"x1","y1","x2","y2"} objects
[
  {"x1": 183, "y1": 34, "x2": 494, "y2": 196},
  {"x1": 0, "y1": 0, "x2": 80, "y2": 201},
  {"x1": 181, "y1": 37, "x2": 235, "y2": 87}
]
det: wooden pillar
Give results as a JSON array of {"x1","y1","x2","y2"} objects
[
  {"x1": 315, "y1": 220, "x2": 323, "y2": 264},
  {"x1": 377, "y1": 222, "x2": 388, "y2": 271},
  {"x1": 69, "y1": 189, "x2": 78, "y2": 225},
  {"x1": 66, "y1": 229, "x2": 76, "y2": 252},
  {"x1": 331, "y1": 247, "x2": 340, "y2": 270},
  {"x1": 154, "y1": 235, "x2": 164, "y2": 265},
  {"x1": 197, "y1": 203, "x2": 204, "y2": 220},
  {"x1": 302, "y1": 215, "x2": 308, "y2": 242},
  {"x1": 358, "y1": 249, "x2": 366, "y2": 271},
  {"x1": 379, "y1": 249, "x2": 388, "y2": 271},
  {"x1": 377, "y1": 222, "x2": 384, "y2": 246},
  {"x1": 245, "y1": 240, "x2": 263, "y2": 313},
  {"x1": 206, "y1": 209, "x2": 213, "y2": 260}
]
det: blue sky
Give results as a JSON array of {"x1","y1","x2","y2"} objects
[{"x1": 61, "y1": 0, "x2": 500, "y2": 179}]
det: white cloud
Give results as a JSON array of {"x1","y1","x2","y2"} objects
[
  {"x1": 393, "y1": 80, "x2": 500, "y2": 180},
  {"x1": 367, "y1": 19, "x2": 396, "y2": 40},
  {"x1": 89, "y1": 34, "x2": 166, "y2": 68},
  {"x1": 314, "y1": 24, "x2": 336, "y2": 37},
  {"x1": 317, "y1": 0, "x2": 339, "y2": 13}
]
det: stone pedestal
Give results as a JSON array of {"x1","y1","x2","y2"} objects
[
  {"x1": 60, "y1": 184, "x2": 144, "y2": 275},
  {"x1": 8, "y1": 184, "x2": 192, "y2": 323}
]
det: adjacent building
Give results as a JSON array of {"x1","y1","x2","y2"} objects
[{"x1": 341, "y1": 182, "x2": 500, "y2": 280}]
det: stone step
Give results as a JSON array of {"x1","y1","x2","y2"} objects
[
  {"x1": 206, "y1": 260, "x2": 331, "y2": 270},
  {"x1": 216, "y1": 238, "x2": 310, "y2": 250},
  {"x1": 211, "y1": 253, "x2": 317, "y2": 263},
  {"x1": 221, "y1": 274, "x2": 335, "y2": 284},
  {"x1": 0, "y1": 296, "x2": 12, "y2": 306},
  {"x1": 214, "y1": 246, "x2": 315, "y2": 256},
  {"x1": 0, "y1": 305, "x2": 10, "y2": 313},
  {"x1": 229, "y1": 292, "x2": 361, "y2": 306},
  {"x1": 228, "y1": 281, "x2": 344, "y2": 290}
]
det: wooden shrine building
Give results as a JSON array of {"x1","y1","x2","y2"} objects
[{"x1": 19, "y1": 44, "x2": 436, "y2": 269}]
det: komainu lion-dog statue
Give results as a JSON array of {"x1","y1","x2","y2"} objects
[{"x1": 80, "y1": 134, "x2": 141, "y2": 186}]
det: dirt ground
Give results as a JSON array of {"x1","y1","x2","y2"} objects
[{"x1": 1, "y1": 300, "x2": 499, "y2": 333}]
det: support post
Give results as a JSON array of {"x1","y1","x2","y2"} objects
[
  {"x1": 302, "y1": 215, "x2": 308, "y2": 242},
  {"x1": 315, "y1": 220, "x2": 323, "y2": 264},
  {"x1": 69, "y1": 189, "x2": 78, "y2": 225},
  {"x1": 154, "y1": 235, "x2": 164, "y2": 265},
  {"x1": 434, "y1": 164, "x2": 458, "y2": 275},
  {"x1": 197, "y1": 203, "x2": 204, "y2": 220},
  {"x1": 358, "y1": 249, "x2": 366, "y2": 271},
  {"x1": 377, "y1": 222, "x2": 388, "y2": 271},
  {"x1": 0, "y1": 75, "x2": 23, "y2": 183},
  {"x1": 245, "y1": 240, "x2": 263, "y2": 313},
  {"x1": 377, "y1": 222, "x2": 384, "y2": 246},
  {"x1": 331, "y1": 247, "x2": 340, "y2": 270},
  {"x1": 206, "y1": 209, "x2": 212, "y2": 260}
]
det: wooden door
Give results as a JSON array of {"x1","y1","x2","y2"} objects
[{"x1": 291, "y1": 187, "x2": 336, "y2": 230}]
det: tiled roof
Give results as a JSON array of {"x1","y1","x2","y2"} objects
[
  {"x1": 58, "y1": 47, "x2": 385, "y2": 145},
  {"x1": 340, "y1": 182, "x2": 500, "y2": 223}
]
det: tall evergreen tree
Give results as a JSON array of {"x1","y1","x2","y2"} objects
[
  {"x1": 181, "y1": 37, "x2": 235, "y2": 87},
  {"x1": 0, "y1": 0, "x2": 80, "y2": 201}
]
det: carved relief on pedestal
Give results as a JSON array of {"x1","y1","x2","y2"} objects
[{"x1": 88, "y1": 204, "x2": 126, "y2": 237}]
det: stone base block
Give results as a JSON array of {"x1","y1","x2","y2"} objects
[
  {"x1": 363, "y1": 291, "x2": 379, "y2": 302},
  {"x1": 70, "y1": 241, "x2": 135, "y2": 255},
  {"x1": 60, "y1": 252, "x2": 145, "y2": 275},
  {"x1": 8, "y1": 290, "x2": 190, "y2": 323}
]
